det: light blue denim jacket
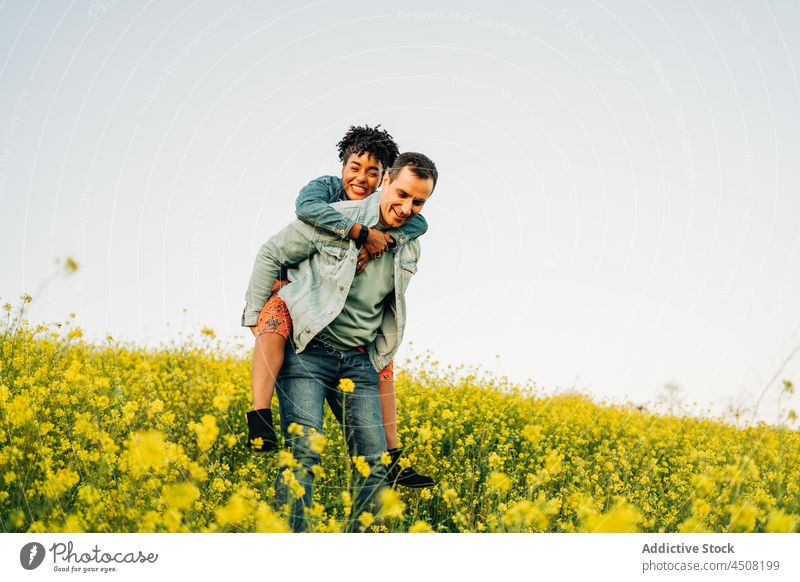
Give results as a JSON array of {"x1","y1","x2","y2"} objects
[
  {"x1": 296, "y1": 175, "x2": 428, "y2": 246},
  {"x1": 242, "y1": 192, "x2": 420, "y2": 373}
]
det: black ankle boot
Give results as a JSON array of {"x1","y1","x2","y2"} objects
[
  {"x1": 386, "y1": 447, "x2": 435, "y2": 489},
  {"x1": 246, "y1": 408, "x2": 278, "y2": 452}
]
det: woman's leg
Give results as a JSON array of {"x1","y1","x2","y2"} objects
[
  {"x1": 378, "y1": 377, "x2": 398, "y2": 450},
  {"x1": 378, "y1": 360, "x2": 435, "y2": 489},
  {"x1": 251, "y1": 332, "x2": 286, "y2": 409},
  {"x1": 246, "y1": 282, "x2": 291, "y2": 452}
]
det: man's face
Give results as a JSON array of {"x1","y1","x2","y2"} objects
[
  {"x1": 341, "y1": 151, "x2": 383, "y2": 200},
  {"x1": 378, "y1": 166, "x2": 434, "y2": 228}
]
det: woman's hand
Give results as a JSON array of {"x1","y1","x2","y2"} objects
[
  {"x1": 356, "y1": 247, "x2": 369, "y2": 274},
  {"x1": 363, "y1": 229, "x2": 393, "y2": 258},
  {"x1": 249, "y1": 325, "x2": 258, "y2": 337}
]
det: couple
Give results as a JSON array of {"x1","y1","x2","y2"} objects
[{"x1": 241, "y1": 125, "x2": 438, "y2": 531}]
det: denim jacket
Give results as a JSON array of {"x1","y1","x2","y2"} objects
[
  {"x1": 242, "y1": 192, "x2": 420, "y2": 373},
  {"x1": 296, "y1": 175, "x2": 428, "y2": 246}
]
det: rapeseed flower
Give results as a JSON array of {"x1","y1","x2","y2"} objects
[
  {"x1": 280, "y1": 470, "x2": 305, "y2": 499},
  {"x1": 189, "y1": 414, "x2": 219, "y2": 452},
  {"x1": 502, "y1": 500, "x2": 537, "y2": 530},
  {"x1": 308, "y1": 432, "x2": 327, "y2": 454},
  {"x1": 357, "y1": 511, "x2": 375, "y2": 529},
  {"x1": 125, "y1": 430, "x2": 168, "y2": 477},
  {"x1": 277, "y1": 450, "x2": 299, "y2": 469},
  {"x1": 6, "y1": 395, "x2": 34, "y2": 427},
  {"x1": 584, "y1": 499, "x2": 641, "y2": 533},
  {"x1": 162, "y1": 482, "x2": 200, "y2": 510},
  {"x1": 215, "y1": 491, "x2": 250, "y2": 527},
  {"x1": 4, "y1": 316, "x2": 800, "y2": 533},
  {"x1": 678, "y1": 516, "x2": 709, "y2": 533},
  {"x1": 765, "y1": 510, "x2": 797, "y2": 533},
  {"x1": 409, "y1": 520, "x2": 434, "y2": 533},
  {"x1": 377, "y1": 487, "x2": 405, "y2": 519},
  {"x1": 352, "y1": 456, "x2": 371, "y2": 478},
  {"x1": 486, "y1": 472, "x2": 512, "y2": 494},
  {"x1": 46, "y1": 468, "x2": 80, "y2": 498},
  {"x1": 728, "y1": 503, "x2": 757, "y2": 532},
  {"x1": 443, "y1": 488, "x2": 460, "y2": 507},
  {"x1": 338, "y1": 378, "x2": 355, "y2": 393},
  {"x1": 255, "y1": 504, "x2": 290, "y2": 533},
  {"x1": 287, "y1": 422, "x2": 305, "y2": 436},
  {"x1": 212, "y1": 382, "x2": 234, "y2": 412},
  {"x1": 341, "y1": 491, "x2": 352, "y2": 517}
]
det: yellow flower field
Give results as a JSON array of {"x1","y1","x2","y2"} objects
[{"x1": 1, "y1": 310, "x2": 799, "y2": 533}]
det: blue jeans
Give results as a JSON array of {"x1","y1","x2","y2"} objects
[{"x1": 274, "y1": 339, "x2": 388, "y2": 532}]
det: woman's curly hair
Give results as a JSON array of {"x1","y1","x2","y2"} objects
[{"x1": 336, "y1": 124, "x2": 400, "y2": 171}]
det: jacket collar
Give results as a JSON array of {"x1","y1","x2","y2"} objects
[{"x1": 361, "y1": 191, "x2": 383, "y2": 228}]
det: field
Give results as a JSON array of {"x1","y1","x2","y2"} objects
[{"x1": 1, "y1": 305, "x2": 799, "y2": 533}]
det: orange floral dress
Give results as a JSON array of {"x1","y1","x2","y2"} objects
[{"x1": 255, "y1": 280, "x2": 394, "y2": 381}]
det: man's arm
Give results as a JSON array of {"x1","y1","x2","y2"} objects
[
  {"x1": 295, "y1": 176, "x2": 354, "y2": 240},
  {"x1": 241, "y1": 220, "x2": 322, "y2": 327}
]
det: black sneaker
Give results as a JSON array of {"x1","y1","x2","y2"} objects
[
  {"x1": 386, "y1": 447, "x2": 435, "y2": 489},
  {"x1": 246, "y1": 408, "x2": 278, "y2": 452}
]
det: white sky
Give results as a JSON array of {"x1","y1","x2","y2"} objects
[{"x1": 2, "y1": 0, "x2": 799, "y2": 424}]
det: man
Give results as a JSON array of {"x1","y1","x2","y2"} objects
[{"x1": 242, "y1": 152, "x2": 438, "y2": 531}]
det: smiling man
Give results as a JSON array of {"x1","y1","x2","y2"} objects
[{"x1": 243, "y1": 152, "x2": 437, "y2": 531}]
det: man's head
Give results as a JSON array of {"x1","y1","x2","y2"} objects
[
  {"x1": 337, "y1": 125, "x2": 400, "y2": 201},
  {"x1": 378, "y1": 152, "x2": 438, "y2": 228}
]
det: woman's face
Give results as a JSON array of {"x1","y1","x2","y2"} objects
[{"x1": 341, "y1": 151, "x2": 383, "y2": 200}]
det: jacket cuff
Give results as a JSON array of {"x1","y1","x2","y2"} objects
[
  {"x1": 338, "y1": 217, "x2": 356, "y2": 240},
  {"x1": 241, "y1": 309, "x2": 261, "y2": 327}
]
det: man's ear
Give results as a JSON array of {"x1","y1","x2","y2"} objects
[{"x1": 380, "y1": 171, "x2": 391, "y2": 189}]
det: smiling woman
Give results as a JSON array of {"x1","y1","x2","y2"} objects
[
  {"x1": 341, "y1": 153, "x2": 382, "y2": 199},
  {"x1": 337, "y1": 124, "x2": 399, "y2": 201}
]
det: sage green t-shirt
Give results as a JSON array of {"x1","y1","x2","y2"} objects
[{"x1": 320, "y1": 249, "x2": 394, "y2": 350}]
